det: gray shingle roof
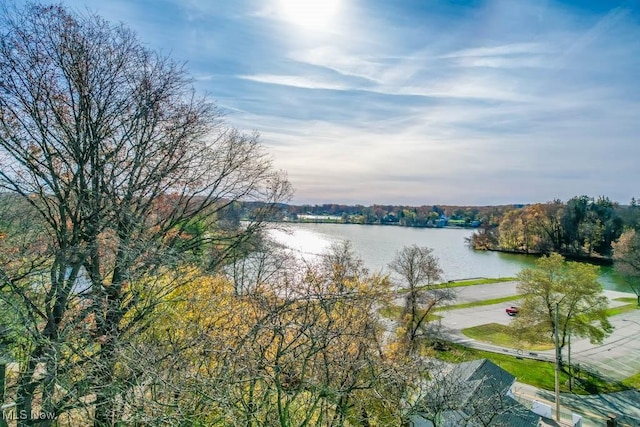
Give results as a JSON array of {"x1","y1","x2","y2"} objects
[{"x1": 438, "y1": 359, "x2": 541, "y2": 427}]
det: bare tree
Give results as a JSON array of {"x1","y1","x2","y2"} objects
[
  {"x1": 222, "y1": 232, "x2": 301, "y2": 297},
  {"x1": 0, "y1": 3, "x2": 290, "y2": 425},
  {"x1": 389, "y1": 245, "x2": 451, "y2": 354},
  {"x1": 319, "y1": 241, "x2": 369, "y2": 290}
]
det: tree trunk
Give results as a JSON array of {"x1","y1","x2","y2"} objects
[
  {"x1": 0, "y1": 363, "x2": 7, "y2": 427},
  {"x1": 16, "y1": 358, "x2": 38, "y2": 427},
  {"x1": 40, "y1": 354, "x2": 57, "y2": 427},
  {"x1": 93, "y1": 338, "x2": 118, "y2": 427}
]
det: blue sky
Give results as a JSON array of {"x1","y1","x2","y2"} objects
[{"x1": 43, "y1": 0, "x2": 640, "y2": 205}]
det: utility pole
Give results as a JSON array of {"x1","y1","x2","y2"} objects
[
  {"x1": 568, "y1": 331, "x2": 572, "y2": 392},
  {"x1": 0, "y1": 336, "x2": 8, "y2": 427},
  {"x1": 554, "y1": 302, "x2": 561, "y2": 421}
]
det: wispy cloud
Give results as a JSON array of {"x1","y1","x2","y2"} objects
[
  {"x1": 238, "y1": 74, "x2": 350, "y2": 91},
  {"x1": 441, "y1": 42, "x2": 552, "y2": 58}
]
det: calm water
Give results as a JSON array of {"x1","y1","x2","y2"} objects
[{"x1": 268, "y1": 223, "x2": 627, "y2": 291}]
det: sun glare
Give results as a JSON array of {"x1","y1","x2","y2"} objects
[{"x1": 278, "y1": 0, "x2": 342, "y2": 31}]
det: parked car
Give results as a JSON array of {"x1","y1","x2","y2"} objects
[{"x1": 505, "y1": 306, "x2": 519, "y2": 316}]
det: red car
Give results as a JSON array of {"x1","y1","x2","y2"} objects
[{"x1": 505, "y1": 306, "x2": 519, "y2": 316}]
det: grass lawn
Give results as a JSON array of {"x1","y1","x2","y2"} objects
[
  {"x1": 605, "y1": 302, "x2": 640, "y2": 317},
  {"x1": 614, "y1": 297, "x2": 638, "y2": 304},
  {"x1": 622, "y1": 371, "x2": 640, "y2": 389},
  {"x1": 437, "y1": 295, "x2": 639, "y2": 315},
  {"x1": 378, "y1": 305, "x2": 442, "y2": 322},
  {"x1": 437, "y1": 277, "x2": 517, "y2": 288},
  {"x1": 396, "y1": 277, "x2": 516, "y2": 294},
  {"x1": 437, "y1": 295, "x2": 521, "y2": 311},
  {"x1": 461, "y1": 323, "x2": 554, "y2": 351},
  {"x1": 427, "y1": 341, "x2": 632, "y2": 394}
]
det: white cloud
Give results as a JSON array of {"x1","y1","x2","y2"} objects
[
  {"x1": 441, "y1": 42, "x2": 552, "y2": 58},
  {"x1": 237, "y1": 74, "x2": 349, "y2": 91}
]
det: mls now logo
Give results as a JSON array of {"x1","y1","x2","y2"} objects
[{"x1": 2, "y1": 407, "x2": 56, "y2": 421}]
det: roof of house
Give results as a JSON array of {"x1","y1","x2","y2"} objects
[
  {"x1": 441, "y1": 359, "x2": 541, "y2": 427},
  {"x1": 452, "y1": 358, "x2": 516, "y2": 398}
]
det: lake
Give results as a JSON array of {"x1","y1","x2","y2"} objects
[{"x1": 267, "y1": 222, "x2": 628, "y2": 291}]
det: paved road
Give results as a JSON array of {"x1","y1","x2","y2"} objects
[{"x1": 437, "y1": 281, "x2": 640, "y2": 381}]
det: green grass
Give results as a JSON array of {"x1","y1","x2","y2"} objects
[
  {"x1": 447, "y1": 219, "x2": 466, "y2": 225},
  {"x1": 378, "y1": 305, "x2": 403, "y2": 319},
  {"x1": 614, "y1": 297, "x2": 639, "y2": 304},
  {"x1": 378, "y1": 305, "x2": 442, "y2": 322},
  {"x1": 605, "y1": 303, "x2": 640, "y2": 317},
  {"x1": 427, "y1": 294, "x2": 638, "y2": 315},
  {"x1": 436, "y1": 277, "x2": 516, "y2": 289},
  {"x1": 454, "y1": 277, "x2": 516, "y2": 284},
  {"x1": 622, "y1": 371, "x2": 640, "y2": 389},
  {"x1": 396, "y1": 277, "x2": 516, "y2": 294},
  {"x1": 389, "y1": 282, "x2": 639, "y2": 393},
  {"x1": 461, "y1": 323, "x2": 554, "y2": 351},
  {"x1": 437, "y1": 295, "x2": 521, "y2": 311},
  {"x1": 427, "y1": 341, "x2": 632, "y2": 394}
]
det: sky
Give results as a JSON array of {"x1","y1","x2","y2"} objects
[{"x1": 24, "y1": 0, "x2": 640, "y2": 206}]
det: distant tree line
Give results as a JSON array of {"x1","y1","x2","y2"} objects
[{"x1": 283, "y1": 203, "x2": 520, "y2": 227}]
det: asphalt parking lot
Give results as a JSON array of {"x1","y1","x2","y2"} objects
[{"x1": 438, "y1": 281, "x2": 640, "y2": 381}]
